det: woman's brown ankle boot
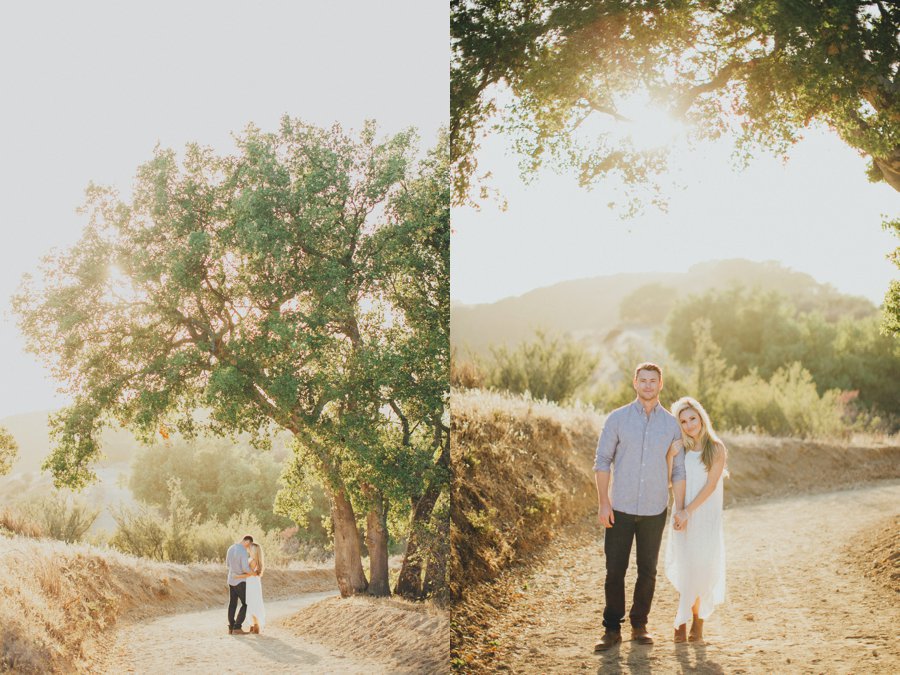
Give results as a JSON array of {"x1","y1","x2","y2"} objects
[{"x1": 674, "y1": 624, "x2": 687, "y2": 643}]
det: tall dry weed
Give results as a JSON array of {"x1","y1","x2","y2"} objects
[{"x1": 0, "y1": 506, "x2": 43, "y2": 538}]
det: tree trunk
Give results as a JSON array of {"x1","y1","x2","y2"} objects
[
  {"x1": 395, "y1": 428, "x2": 450, "y2": 599},
  {"x1": 365, "y1": 490, "x2": 391, "y2": 597},
  {"x1": 422, "y1": 510, "x2": 449, "y2": 600},
  {"x1": 875, "y1": 148, "x2": 900, "y2": 192},
  {"x1": 331, "y1": 486, "x2": 368, "y2": 597},
  {"x1": 394, "y1": 488, "x2": 441, "y2": 598}
]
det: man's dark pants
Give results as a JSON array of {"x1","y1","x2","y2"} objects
[
  {"x1": 602, "y1": 508, "x2": 667, "y2": 632},
  {"x1": 228, "y1": 581, "x2": 248, "y2": 630}
]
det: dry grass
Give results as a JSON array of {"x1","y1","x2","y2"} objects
[
  {"x1": 283, "y1": 595, "x2": 449, "y2": 674},
  {"x1": 450, "y1": 389, "x2": 602, "y2": 601},
  {"x1": 0, "y1": 506, "x2": 43, "y2": 539},
  {"x1": 0, "y1": 534, "x2": 336, "y2": 674},
  {"x1": 847, "y1": 514, "x2": 900, "y2": 596},
  {"x1": 721, "y1": 433, "x2": 900, "y2": 506}
]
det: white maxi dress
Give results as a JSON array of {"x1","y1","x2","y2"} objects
[
  {"x1": 245, "y1": 571, "x2": 266, "y2": 631},
  {"x1": 664, "y1": 449, "x2": 726, "y2": 627}
]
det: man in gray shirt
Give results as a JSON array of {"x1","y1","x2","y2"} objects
[
  {"x1": 593, "y1": 362, "x2": 686, "y2": 650},
  {"x1": 226, "y1": 535, "x2": 254, "y2": 635}
]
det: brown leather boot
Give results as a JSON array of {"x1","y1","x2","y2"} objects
[
  {"x1": 689, "y1": 617, "x2": 704, "y2": 642},
  {"x1": 631, "y1": 626, "x2": 654, "y2": 645},
  {"x1": 674, "y1": 624, "x2": 687, "y2": 643},
  {"x1": 593, "y1": 631, "x2": 622, "y2": 652},
  {"x1": 250, "y1": 624, "x2": 259, "y2": 634}
]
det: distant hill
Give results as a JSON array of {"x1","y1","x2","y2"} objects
[{"x1": 451, "y1": 259, "x2": 875, "y2": 357}]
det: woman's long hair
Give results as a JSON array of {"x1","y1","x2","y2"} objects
[
  {"x1": 671, "y1": 396, "x2": 727, "y2": 474},
  {"x1": 250, "y1": 543, "x2": 265, "y2": 577}
]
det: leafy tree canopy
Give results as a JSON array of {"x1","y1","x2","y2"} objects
[
  {"x1": 452, "y1": 0, "x2": 900, "y2": 204},
  {"x1": 13, "y1": 118, "x2": 433, "y2": 490}
]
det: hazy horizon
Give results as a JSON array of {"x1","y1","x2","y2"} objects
[
  {"x1": 449, "y1": 256, "x2": 881, "y2": 308},
  {"x1": 451, "y1": 106, "x2": 899, "y2": 308}
]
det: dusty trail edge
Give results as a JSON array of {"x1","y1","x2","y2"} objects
[
  {"x1": 100, "y1": 590, "x2": 387, "y2": 674},
  {"x1": 465, "y1": 481, "x2": 900, "y2": 674}
]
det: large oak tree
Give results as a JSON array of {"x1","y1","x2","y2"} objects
[{"x1": 14, "y1": 118, "x2": 449, "y2": 598}]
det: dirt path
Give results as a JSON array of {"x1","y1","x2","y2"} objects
[
  {"x1": 103, "y1": 591, "x2": 384, "y2": 674},
  {"x1": 477, "y1": 481, "x2": 900, "y2": 674}
]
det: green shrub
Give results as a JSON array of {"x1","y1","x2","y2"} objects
[
  {"x1": 109, "y1": 504, "x2": 167, "y2": 560},
  {"x1": 17, "y1": 493, "x2": 98, "y2": 544},
  {"x1": 487, "y1": 330, "x2": 598, "y2": 404},
  {"x1": 717, "y1": 363, "x2": 844, "y2": 438}
]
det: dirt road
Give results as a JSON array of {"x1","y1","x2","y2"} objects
[
  {"x1": 103, "y1": 591, "x2": 383, "y2": 674},
  {"x1": 473, "y1": 481, "x2": 900, "y2": 673}
]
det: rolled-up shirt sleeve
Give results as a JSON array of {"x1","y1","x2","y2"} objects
[
  {"x1": 670, "y1": 428, "x2": 686, "y2": 483},
  {"x1": 593, "y1": 414, "x2": 618, "y2": 472}
]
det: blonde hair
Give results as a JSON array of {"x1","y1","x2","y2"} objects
[
  {"x1": 250, "y1": 543, "x2": 265, "y2": 577},
  {"x1": 671, "y1": 396, "x2": 727, "y2": 474}
]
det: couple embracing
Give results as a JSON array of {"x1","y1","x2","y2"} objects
[
  {"x1": 226, "y1": 535, "x2": 267, "y2": 636},
  {"x1": 594, "y1": 362, "x2": 727, "y2": 651}
]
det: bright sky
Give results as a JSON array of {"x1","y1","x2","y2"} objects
[
  {"x1": 0, "y1": 1, "x2": 448, "y2": 416},
  {"x1": 451, "y1": 95, "x2": 900, "y2": 308}
]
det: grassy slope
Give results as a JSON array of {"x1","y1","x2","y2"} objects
[{"x1": 0, "y1": 535, "x2": 334, "y2": 674}]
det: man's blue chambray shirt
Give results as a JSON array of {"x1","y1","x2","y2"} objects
[{"x1": 593, "y1": 399, "x2": 685, "y2": 516}]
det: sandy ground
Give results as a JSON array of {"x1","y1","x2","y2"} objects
[
  {"x1": 464, "y1": 481, "x2": 900, "y2": 674},
  {"x1": 103, "y1": 592, "x2": 383, "y2": 674}
]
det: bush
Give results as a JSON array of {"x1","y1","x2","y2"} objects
[
  {"x1": 109, "y1": 504, "x2": 167, "y2": 560},
  {"x1": 21, "y1": 493, "x2": 99, "y2": 544},
  {"x1": 717, "y1": 363, "x2": 845, "y2": 438},
  {"x1": 450, "y1": 347, "x2": 484, "y2": 389},
  {"x1": 487, "y1": 330, "x2": 598, "y2": 404}
]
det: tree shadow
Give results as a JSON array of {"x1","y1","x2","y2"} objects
[{"x1": 239, "y1": 633, "x2": 326, "y2": 666}]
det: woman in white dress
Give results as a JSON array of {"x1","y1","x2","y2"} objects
[
  {"x1": 664, "y1": 397, "x2": 727, "y2": 644},
  {"x1": 236, "y1": 543, "x2": 266, "y2": 634}
]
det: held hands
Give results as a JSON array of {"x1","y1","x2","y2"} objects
[
  {"x1": 597, "y1": 503, "x2": 615, "y2": 529},
  {"x1": 673, "y1": 509, "x2": 689, "y2": 531}
]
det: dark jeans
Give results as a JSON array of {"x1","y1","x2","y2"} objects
[
  {"x1": 602, "y1": 508, "x2": 667, "y2": 632},
  {"x1": 228, "y1": 581, "x2": 247, "y2": 630}
]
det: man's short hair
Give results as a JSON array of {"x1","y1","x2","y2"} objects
[
  {"x1": 633, "y1": 362, "x2": 663, "y2": 380},
  {"x1": 242, "y1": 535, "x2": 254, "y2": 543}
]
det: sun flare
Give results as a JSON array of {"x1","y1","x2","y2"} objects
[{"x1": 615, "y1": 90, "x2": 684, "y2": 151}]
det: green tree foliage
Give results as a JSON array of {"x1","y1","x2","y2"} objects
[
  {"x1": 129, "y1": 439, "x2": 298, "y2": 532},
  {"x1": 619, "y1": 283, "x2": 678, "y2": 325},
  {"x1": 14, "y1": 119, "x2": 450, "y2": 598},
  {"x1": 667, "y1": 287, "x2": 806, "y2": 378},
  {"x1": 883, "y1": 216, "x2": 900, "y2": 336},
  {"x1": 667, "y1": 287, "x2": 900, "y2": 426},
  {"x1": 0, "y1": 426, "x2": 18, "y2": 476},
  {"x1": 487, "y1": 330, "x2": 599, "y2": 404},
  {"x1": 686, "y1": 319, "x2": 736, "y2": 419},
  {"x1": 717, "y1": 363, "x2": 845, "y2": 438},
  {"x1": 452, "y1": 1, "x2": 900, "y2": 202}
]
